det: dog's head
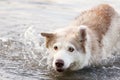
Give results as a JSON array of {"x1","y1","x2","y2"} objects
[{"x1": 41, "y1": 25, "x2": 92, "y2": 72}]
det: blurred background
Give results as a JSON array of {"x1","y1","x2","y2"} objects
[
  {"x1": 0, "y1": 0, "x2": 120, "y2": 80},
  {"x1": 0, "y1": 0, "x2": 120, "y2": 38}
]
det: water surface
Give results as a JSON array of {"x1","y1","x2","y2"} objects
[{"x1": 0, "y1": 0, "x2": 120, "y2": 80}]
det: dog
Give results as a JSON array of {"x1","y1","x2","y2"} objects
[{"x1": 41, "y1": 4, "x2": 120, "y2": 72}]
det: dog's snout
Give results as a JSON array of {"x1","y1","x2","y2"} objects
[{"x1": 55, "y1": 59, "x2": 64, "y2": 68}]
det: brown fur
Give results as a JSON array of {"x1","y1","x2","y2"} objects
[
  {"x1": 71, "y1": 34, "x2": 86, "y2": 53},
  {"x1": 41, "y1": 33, "x2": 57, "y2": 48},
  {"x1": 72, "y1": 4, "x2": 115, "y2": 41}
]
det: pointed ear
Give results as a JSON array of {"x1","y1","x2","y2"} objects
[
  {"x1": 79, "y1": 25, "x2": 87, "y2": 41},
  {"x1": 41, "y1": 32, "x2": 55, "y2": 48},
  {"x1": 41, "y1": 32, "x2": 54, "y2": 38}
]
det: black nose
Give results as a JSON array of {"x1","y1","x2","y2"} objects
[{"x1": 55, "y1": 59, "x2": 64, "y2": 68}]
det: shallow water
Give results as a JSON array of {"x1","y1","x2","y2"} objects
[{"x1": 0, "y1": 0, "x2": 120, "y2": 80}]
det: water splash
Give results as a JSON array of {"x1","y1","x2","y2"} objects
[{"x1": 0, "y1": 26, "x2": 50, "y2": 80}]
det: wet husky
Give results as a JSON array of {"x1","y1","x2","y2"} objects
[{"x1": 41, "y1": 4, "x2": 120, "y2": 72}]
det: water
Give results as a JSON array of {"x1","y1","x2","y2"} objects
[{"x1": 0, "y1": 0, "x2": 120, "y2": 80}]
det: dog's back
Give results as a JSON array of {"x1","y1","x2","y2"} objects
[
  {"x1": 72, "y1": 4, "x2": 120, "y2": 60},
  {"x1": 72, "y1": 4, "x2": 116, "y2": 41}
]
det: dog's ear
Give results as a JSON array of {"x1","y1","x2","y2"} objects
[
  {"x1": 41, "y1": 32, "x2": 55, "y2": 48},
  {"x1": 41, "y1": 32, "x2": 54, "y2": 38},
  {"x1": 79, "y1": 25, "x2": 87, "y2": 42}
]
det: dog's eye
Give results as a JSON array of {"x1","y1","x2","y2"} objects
[
  {"x1": 68, "y1": 47, "x2": 74, "y2": 52},
  {"x1": 54, "y1": 46, "x2": 58, "y2": 50},
  {"x1": 80, "y1": 40, "x2": 83, "y2": 42}
]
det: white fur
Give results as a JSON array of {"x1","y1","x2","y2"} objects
[
  {"x1": 102, "y1": 13, "x2": 120, "y2": 58},
  {"x1": 47, "y1": 31, "x2": 93, "y2": 71}
]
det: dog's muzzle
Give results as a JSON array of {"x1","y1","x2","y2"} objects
[{"x1": 55, "y1": 59, "x2": 64, "y2": 72}]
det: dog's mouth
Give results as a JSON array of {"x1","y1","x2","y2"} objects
[
  {"x1": 56, "y1": 68, "x2": 64, "y2": 72},
  {"x1": 55, "y1": 63, "x2": 75, "y2": 72}
]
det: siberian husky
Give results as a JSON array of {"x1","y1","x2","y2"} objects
[{"x1": 41, "y1": 4, "x2": 120, "y2": 72}]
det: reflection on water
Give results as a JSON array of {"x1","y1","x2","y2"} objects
[{"x1": 0, "y1": 0, "x2": 120, "y2": 80}]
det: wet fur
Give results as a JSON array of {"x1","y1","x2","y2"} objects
[{"x1": 41, "y1": 4, "x2": 120, "y2": 71}]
